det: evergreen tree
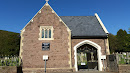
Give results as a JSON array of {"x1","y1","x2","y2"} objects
[
  {"x1": 116, "y1": 29, "x2": 129, "y2": 52},
  {"x1": 125, "y1": 34, "x2": 130, "y2": 51}
]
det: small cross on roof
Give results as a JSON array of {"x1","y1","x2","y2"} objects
[{"x1": 46, "y1": 0, "x2": 49, "y2": 3}]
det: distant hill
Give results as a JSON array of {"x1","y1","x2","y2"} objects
[{"x1": 0, "y1": 30, "x2": 20, "y2": 56}]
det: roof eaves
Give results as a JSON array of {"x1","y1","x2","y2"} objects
[{"x1": 72, "y1": 36, "x2": 108, "y2": 39}]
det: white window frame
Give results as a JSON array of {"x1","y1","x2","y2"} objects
[{"x1": 39, "y1": 26, "x2": 54, "y2": 40}]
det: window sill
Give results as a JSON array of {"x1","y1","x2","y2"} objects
[{"x1": 38, "y1": 38, "x2": 54, "y2": 40}]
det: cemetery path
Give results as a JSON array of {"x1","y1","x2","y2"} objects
[{"x1": 50, "y1": 71, "x2": 117, "y2": 73}]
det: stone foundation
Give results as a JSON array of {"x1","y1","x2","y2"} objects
[
  {"x1": 23, "y1": 68, "x2": 73, "y2": 73},
  {"x1": 0, "y1": 66, "x2": 17, "y2": 73},
  {"x1": 118, "y1": 65, "x2": 130, "y2": 73}
]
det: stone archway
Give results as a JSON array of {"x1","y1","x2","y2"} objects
[{"x1": 74, "y1": 40, "x2": 103, "y2": 71}]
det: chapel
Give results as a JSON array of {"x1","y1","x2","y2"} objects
[{"x1": 19, "y1": 1, "x2": 110, "y2": 73}]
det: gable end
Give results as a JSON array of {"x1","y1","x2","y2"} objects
[{"x1": 21, "y1": 2, "x2": 71, "y2": 32}]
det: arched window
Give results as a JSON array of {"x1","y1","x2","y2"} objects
[{"x1": 39, "y1": 26, "x2": 54, "y2": 40}]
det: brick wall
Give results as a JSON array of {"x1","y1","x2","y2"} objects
[
  {"x1": 21, "y1": 3, "x2": 71, "y2": 72},
  {"x1": 71, "y1": 39, "x2": 107, "y2": 67}
]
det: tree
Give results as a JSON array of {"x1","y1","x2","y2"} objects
[
  {"x1": 116, "y1": 29, "x2": 129, "y2": 52},
  {"x1": 0, "y1": 30, "x2": 20, "y2": 56},
  {"x1": 108, "y1": 33, "x2": 117, "y2": 53},
  {"x1": 109, "y1": 29, "x2": 130, "y2": 53},
  {"x1": 125, "y1": 33, "x2": 130, "y2": 51}
]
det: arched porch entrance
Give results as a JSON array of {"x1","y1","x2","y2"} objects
[{"x1": 74, "y1": 40, "x2": 103, "y2": 71}]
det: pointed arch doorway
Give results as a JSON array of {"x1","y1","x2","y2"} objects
[{"x1": 74, "y1": 40, "x2": 103, "y2": 71}]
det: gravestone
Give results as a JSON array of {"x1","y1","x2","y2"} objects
[
  {"x1": 106, "y1": 54, "x2": 118, "y2": 72},
  {"x1": 126, "y1": 52, "x2": 129, "y2": 64}
]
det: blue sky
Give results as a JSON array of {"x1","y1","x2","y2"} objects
[{"x1": 0, "y1": 0, "x2": 129, "y2": 35}]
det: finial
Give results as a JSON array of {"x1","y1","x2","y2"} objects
[{"x1": 46, "y1": 0, "x2": 49, "y2": 3}]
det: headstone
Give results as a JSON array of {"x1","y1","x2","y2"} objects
[
  {"x1": 126, "y1": 52, "x2": 129, "y2": 64},
  {"x1": 119, "y1": 56, "x2": 121, "y2": 61},
  {"x1": 5, "y1": 57, "x2": 7, "y2": 60},
  {"x1": 121, "y1": 54, "x2": 124, "y2": 59},
  {"x1": 123, "y1": 52, "x2": 126, "y2": 55}
]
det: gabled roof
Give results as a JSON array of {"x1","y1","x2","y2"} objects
[
  {"x1": 60, "y1": 15, "x2": 108, "y2": 37},
  {"x1": 21, "y1": 2, "x2": 70, "y2": 32},
  {"x1": 21, "y1": 2, "x2": 108, "y2": 38}
]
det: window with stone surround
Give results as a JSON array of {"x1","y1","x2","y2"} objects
[{"x1": 39, "y1": 26, "x2": 54, "y2": 40}]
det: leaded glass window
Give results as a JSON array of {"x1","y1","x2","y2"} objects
[
  {"x1": 49, "y1": 29, "x2": 51, "y2": 38},
  {"x1": 40, "y1": 26, "x2": 53, "y2": 40}
]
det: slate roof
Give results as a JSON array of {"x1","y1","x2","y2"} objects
[{"x1": 60, "y1": 16, "x2": 107, "y2": 38}]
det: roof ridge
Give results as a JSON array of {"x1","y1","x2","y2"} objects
[{"x1": 59, "y1": 16, "x2": 94, "y2": 17}]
